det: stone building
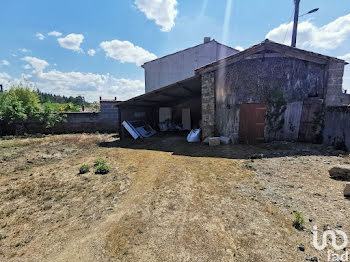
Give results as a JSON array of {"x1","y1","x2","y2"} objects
[{"x1": 118, "y1": 39, "x2": 349, "y2": 145}]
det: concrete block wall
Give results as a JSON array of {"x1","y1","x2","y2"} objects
[{"x1": 201, "y1": 72, "x2": 215, "y2": 139}]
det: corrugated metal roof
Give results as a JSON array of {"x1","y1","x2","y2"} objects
[{"x1": 117, "y1": 75, "x2": 201, "y2": 107}]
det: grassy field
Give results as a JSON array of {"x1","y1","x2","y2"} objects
[{"x1": 0, "y1": 133, "x2": 349, "y2": 261}]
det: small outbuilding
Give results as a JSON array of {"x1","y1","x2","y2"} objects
[{"x1": 118, "y1": 39, "x2": 349, "y2": 144}]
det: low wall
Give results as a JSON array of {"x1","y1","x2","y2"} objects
[
  {"x1": 53, "y1": 112, "x2": 118, "y2": 133},
  {"x1": 0, "y1": 112, "x2": 119, "y2": 136},
  {"x1": 323, "y1": 106, "x2": 350, "y2": 150}
]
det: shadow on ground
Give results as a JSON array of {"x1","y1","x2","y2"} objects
[{"x1": 99, "y1": 133, "x2": 344, "y2": 160}]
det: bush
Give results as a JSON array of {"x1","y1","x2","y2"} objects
[
  {"x1": 95, "y1": 163, "x2": 110, "y2": 174},
  {"x1": 79, "y1": 164, "x2": 90, "y2": 174},
  {"x1": 42, "y1": 101, "x2": 80, "y2": 113},
  {"x1": 94, "y1": 158, "x2": 106, "y2": 167},
  {"x1": 292, "y1": 211, "x2": 305, "y2": 230}
]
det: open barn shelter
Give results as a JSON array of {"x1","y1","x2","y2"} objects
[
  {"x1": 117, "y1": 76, "x2": 202, "y2": 138},
  {"x1": 117, "y1": 39, "x2": 349, "y2": 144}
]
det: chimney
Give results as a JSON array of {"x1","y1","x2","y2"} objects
[{"x1": 204, "y1": 37, "x2": 211, "y2": 43}]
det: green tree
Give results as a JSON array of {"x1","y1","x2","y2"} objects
[{"x1": 0, "y1": 86, "x2": 65, "y2": 135}]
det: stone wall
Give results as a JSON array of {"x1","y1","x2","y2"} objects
[
  {"x1": 323, "y1": 106, "x2": 350, "y2": 151},
  {"x1": 210, "y1": 56, "x2": 326, "y2": 142},
  {"x1": 325, "y1": 60, "x2": 348, "y2": 106},
  {"x1": 201, "y1": 72, "x2": 215, "y2": 138}
]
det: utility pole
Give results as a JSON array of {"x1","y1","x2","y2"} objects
[{"x1": 291, "y1": 0, "x2": 300, "y2": 47}]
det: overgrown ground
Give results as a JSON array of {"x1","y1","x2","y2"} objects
[{"x1": 0, "y1": 133, "x2": 349, "y2": 261}]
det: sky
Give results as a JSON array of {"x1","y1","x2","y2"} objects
[{"x1": 0, "y1": 0, "x2": 350, "y2": 102}]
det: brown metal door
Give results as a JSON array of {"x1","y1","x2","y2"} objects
[{"x1": 239, "y1": 104, "x2": 267, "y2": 144}]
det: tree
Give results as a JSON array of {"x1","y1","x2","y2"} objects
[{"x1": 0, "y1": 86, "x2": 65, "y2": 135}]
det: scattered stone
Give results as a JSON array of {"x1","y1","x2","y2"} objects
[
  {"x1": 298, "y1": 245, "x2": 305, "y2": 252},
  {"x1": 209, "y1": 137, "x2": 220, "y2": 146},
  {"x1": 202, "y1": 137, "x2": 210, "y2": 144},
  {"x1": 105, "y1": 207, "x2": 113, "y2": 211},
  {"x1": 305, "y1": 257, "x2": 318, "y2": 262},
  {"x1": 344, "y1": 183, "x2": 350, "y2": 197},
  {"x1": 41, "y1": 205, "x2": 52, "y2": 211},
  {"x1": 219, "y1": 136, "x2": 230, "y2": 145},
  {"x1": 329, "y1": 165, "x2": 350, "y2": 181}
]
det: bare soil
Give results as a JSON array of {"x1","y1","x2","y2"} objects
[{"x1": 0, "y1": 134, "x2": 349, "y2": 261}]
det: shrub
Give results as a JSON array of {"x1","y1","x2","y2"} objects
[
  {"x1": 79, "y1": 164, "x2": 90, "y2": 174},
  {"x1": 94, "y1": 158, "x2": 106, "y2": 167},
  {"x1": 292, "y1": 211, "x2": 305, "y2": 230},
  {"x1": 95, "y1": 163, "x2": 110, "y2": 174}
]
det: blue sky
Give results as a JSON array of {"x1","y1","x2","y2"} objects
[{"x1": 0, "y1": 0, "x2": 349, "y2": 102}]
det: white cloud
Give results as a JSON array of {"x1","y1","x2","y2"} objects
[
  {"x1": 34, "y1": 70, "x2": 144, "y2": 102},
  {"x1": 57, "y1": 33, "x2": 84, "y2": 52},
  {"x1": 23, "y1": 64, "x2": 32, "y2": 70},
  {"x1": 0, "y1": 72, "x2": 11, "y2": 80},
  {"x1": 338, "y1": 53, "x2": 350, "y2": 63},
  {"x1": 0, "y1": 70, "x2": 144, "y2": 102},
  {"x1": 100, "y1": 39, "x2": 157, "y2": 66},
  {"x1": 234, "y1": 46, "x2": 244, "y2": 51},
  {"x1": 87, "y1": 49, "x2": 96, "y2": 56},
  {"x1": 36, "y1": 32, "x2": 45, "y2": 40},
  {"x1": 266, "y1": 13, "x2": 350, "y2": 49},
  {"x1": 22, "y1": 56, "x2": 49, "y2": 72},
  {"x1": 1, "y1": 60, "x2": 10, "y2": 66},
  {"x1": 135, "y1": 0, "x2": 178, "y2": 32},
  {"x1": 48, "y1": 31, "x2": 62, "y2": 37},
  {"x1": 19, "y1": 48, "x2": 29, "y2": 53}
]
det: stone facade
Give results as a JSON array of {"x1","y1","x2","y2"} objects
[
  {"x1": 325, "y1": 60, "x2": 349, "y2": 106},
  {"x1": 200, "y1": 56, "x2": 327, "y2": 142},
  {"x1": 201, "y1": 72, "x2": 215, "y2": 138}
]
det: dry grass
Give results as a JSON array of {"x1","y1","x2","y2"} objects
[{"x1": 0, "y1": 134, "x2": 349, "y2": 261}]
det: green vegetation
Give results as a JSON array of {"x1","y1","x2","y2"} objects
[
  {"x1": 42, "y1": 101, "x2": 80, "y2": 112},
  {"x1": 93, "y1": 158, "x2": 110, "y2": 174},
  {"x1": 79, "y1": 164, "x2": 91, "y2": 174},
  {"x1": 292, "y1": 211, "x2": 305, "y2": 230},
  {"x1": 94, "y1": 158, "x2": 106, "y2": 167},
  {"x1": 266, "y1": 88, "x2": 287, "y2": 137},
  {"x1": 0, "y1": 86, "x2": 66, "y2": 135},
  {"x1": 36, "y1": 89, "x2": 89, "y2": 107},
  {"x1": 95, "y1": 162, "x2": 110, "y2": 174}
]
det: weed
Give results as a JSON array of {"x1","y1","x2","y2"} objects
[
  {"x1": 292, "y1": 211, "x2": 305, "y2": 230},
  {"x1": 79, "y1": 164, "x2": 90, "y2": 174},
  {"x1": 94, "y1": 158, "x2": 106, "y2": 167},
  {"x1": 95, "y1": 163, "x2": 110, "y2": 175}
]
